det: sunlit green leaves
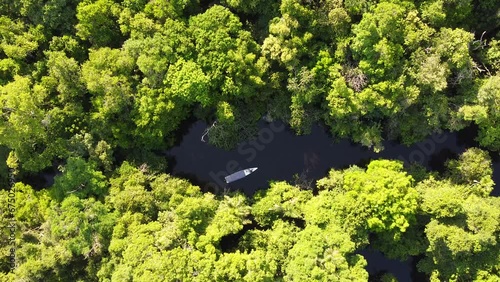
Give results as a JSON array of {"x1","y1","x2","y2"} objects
[
  {"x1": 0, "y1": 16, "x2": 44, "y2": 60},
  {"x1": 351, "y1": 2, "x2": 406, "y2": 80},
  {"x1": 132, "y1": 86, "x2": 187, "y2": 148},
  {"x1": 1, "y1": 0, "x2": 499, "y2": 280},
  {"x1": 319, "y1": 160, "x2": 418, "y2": 241},
  {"x1": 284, "y1": 224, "x2": 368, "y2": 281},
  {"x1": 459, "y1": 75, "x2": 500, "y2": 150},
  {"x1": 433, "y1": 28, "x2": 474, "y2": 73},
  {"x1": 419, "y1": 196, "x2": 500, "y2": 281},
  {"x1": 50, "y1": 157, "x2": 108, "y2": 201},
  {"x1": 107, "y1": 162, "x2": 156, "y2": 218},
  {"x1": 0, "y1": 75, "x2": 65, "y2": 171},
  {"x1": 76, "y1": 0, "x2": 122, "y2": 47},
  {"x1": 81, "y1": 47, "x2": 136, "y2": 147},
  {"x1": 189, "y1": 5, "x2": 265, "y2": 100},
  {"x1": 446, "y1": 147, "x2": 495, "y2": 194},
  {"x1": 417, "y1": 177, "x2": 466, "y2": 218},
  {"x1": 165, "y1": 58, "x2": 210, "y2": 105},
  {"x1": 252, "y1": 181, "x2": 312, "y2": 226}
]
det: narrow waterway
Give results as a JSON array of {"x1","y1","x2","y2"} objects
[
  {"x1": 165, "y1": 119, "x2": 499, "y2": 282},
  {"x1": 166, "y1": 120, "x2": 499, "y2": 196}
]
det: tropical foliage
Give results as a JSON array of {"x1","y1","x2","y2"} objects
[
  {"x1": 2, "y1": 150, "x2": 499, "y2": 281},
  {"x1": 0, "y1": 0, "x2": 499, "y2": 280}
]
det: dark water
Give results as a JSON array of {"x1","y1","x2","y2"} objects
[
  {"x1": 167, "y1": 120, "x2": 499, "y2": 196},
  {"x1": 20, "y1": 119, "x2": 497, "y2": 280},
  {"x1": 361, "y1": 249, "x2": 412, "y2": 282},
  {"x1": 166, "y1": 119, "x2": 499, "y2": 282}
]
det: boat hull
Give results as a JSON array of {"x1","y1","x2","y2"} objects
[{"x1": 225, "y1": 167, "x2": 258, "y2": 183}]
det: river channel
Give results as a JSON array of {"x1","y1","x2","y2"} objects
[
  {"x1": 167, "y1": 120, "x2": 499, "y2": 196},
  {"x1": 165, "y1": 119, "x2": 499, "y2": 282}
]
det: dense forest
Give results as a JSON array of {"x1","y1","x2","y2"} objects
[{"x1": 0, "y1": 0, "x2": 499, "y2": 281}]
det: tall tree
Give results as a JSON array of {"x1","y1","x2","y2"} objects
[
  {"x1": 0, "y1": 76, "x2": 66, "y2": 171},
  {"x1": 459, "y1": 75, "x2": 500, "y2": 151},
  {"x1": 76, "y1": 0, "x2": 123, "y2": 47},
  {"x1": 189, "y1": 5, "x2": 266, "y2": 103},
  {"x1": 316, "y1": 160, "x2": 419, "y2": 245},
  {"x1": 81, "y1": 47, "x2": 136, "y2": 148},
  {"x1": 50, "y1": 157, "x2": 108, "y2": 201}
]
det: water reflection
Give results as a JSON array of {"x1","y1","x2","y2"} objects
[
  {"x1": 166, "y1": 120, "x2": 499, "y2": 196},
  {"x1": 166, "y1": 120, "x2": 499, "y2": 281}
]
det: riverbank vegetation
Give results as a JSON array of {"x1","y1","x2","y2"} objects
[
  {"x1": 1, "y1": 0, "x2": 499, "y2": 176},
  {"x1": 2, "y1": 149, "x2": 499, "y2": 281},
  {"x1": 0, "y1": 0, "x2": 499, "y2": 280}
]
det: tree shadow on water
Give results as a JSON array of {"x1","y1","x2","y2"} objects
[{"x1": 428, "y1": 149, "x2": 458, "y2": 173}]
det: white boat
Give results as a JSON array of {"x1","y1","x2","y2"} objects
[{"x1": 225, "y1": 167, "x2": 258, "y2": 183}]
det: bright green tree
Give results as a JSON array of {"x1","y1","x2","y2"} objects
[
  {"x1": 12, "y1": 193, "x2": 115, "y2": 281},
  {"x1": 0, "y1": 76, "x2": 66, "y2": 172},
  {"x1": 81, "y1": 47, "x2": 136, "y2": 148},
  {"x1": 76, "y1": 0, "x2": 123, "y2": 47},
  {"x1": 252, "y1": 181, "x2": 312, "y2": 227},
  {"x1": 445, "y1": 147, "x2": 495, "y2": 194},
  {"x1": 317, "y1": 160, "x2": 419, "y2": 244},
  {"x1": 0, "y1": 16, "x2": 44, "y2": 61},
  {"x1": 284, "y1": 224, "x2": 368, "y2": 281},
  {"x1": 189, "y1": 5, "x2": 266, "y2": 102},
  {"x1": 459, "y1": 75, "x2": 500, "y2": 151},
  {"x1": 50, "y1": 157, "x2": 108, "y2": 201}
]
